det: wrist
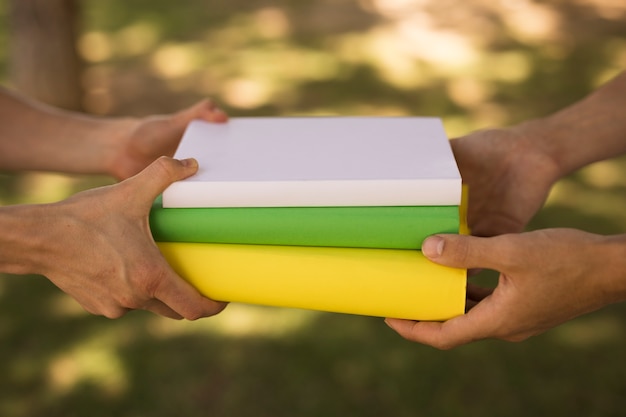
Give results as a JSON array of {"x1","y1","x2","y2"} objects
[
  {"x1": 0, "y1": 204, "x2": 56, "y2": 276},
  {"x1": 518, "y1": 114, "x2": 590, "y2": 178},
  {"x1": 507, "y1": 119, "x2": 564, "y2": 184},
  {"x1": 597, "y1": 234, "x2": 626, "y2": 303},
  {"x1": 514, "y1": 72, "x2": 626, "y2": 178},
  {"x1": 91, "y1": 116, "x2": 139, "y2": 179}
]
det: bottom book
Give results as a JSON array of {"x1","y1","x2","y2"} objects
[{"x1": 157, "y1": 242, "x2": 467, "y2": 321}]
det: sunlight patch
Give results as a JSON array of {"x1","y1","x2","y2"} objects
[
  {"x1": 114, "y1": 21, "x2": 160, "y2": 56},
  {"x1": 255, "y1": 7, "x2": 291, "y2": 39},
  {"x1": 48, "y1": 294, "x2": 89, "y2": 318},
  {"x1": 500, "y1": 0, "x2": 563, "y2": 44},
  {"x1": 221, "y1": 78, "x2": 274, "y2": 109},
  {"x1": 579, "y1": 160, "x2": 626, "y2": 189},
  {"x1": 147, "y1": 304, "x2": 320, "y2": 339},
  {"x1": 481, "y1": 51, "x2": 533, "y2": 83},
  {"x1": 151, "y1": 43, "x2": 202, "y2": 79},
  {"x1": 78, "y1": 31, "x2": 113, "y2": 63},
  {"x1": 9, "y1": 173, "x2": 78, "y2": 204},
  {"x1": 47, "y1": 342, "x2": 128, "y2": 397}
]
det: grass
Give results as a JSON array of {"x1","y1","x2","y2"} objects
[
  {"x1": 2, "y1": 276, "x2": 626, "y2": 417},
  {"x1": 1, "y1": 1, "x2": 626, "y2": 416}
]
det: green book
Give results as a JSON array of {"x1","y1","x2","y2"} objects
[{"x1": 150, "y1": 197, "x2": 459, "y2": 250}]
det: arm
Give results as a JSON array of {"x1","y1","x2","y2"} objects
[
  {"x1": 0, "y1": 88, "x2": 229, "y2": 319},
  {"x1": 533, "y1": 70, "x2": 626, "y2": 175},
  {"x1": 386, "y1": 230, "x2": 626, "y2": 349},
  {"x1": 385, "y1": 71, "x2": 626, "y2": 348},
  {"x1": 0, "y1": 86, "x2": 227, "y2": 179},
  {"x1": 452, "y1": 70, "x2": 626, "y2": 237},
  {"x1": 0, "y1": 156, "x2": 227, "y2": 319}
]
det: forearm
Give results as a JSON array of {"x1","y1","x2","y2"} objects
[
  {"x1": 0, "y1": 86, "x2": 133, "y2": 175},
  {"x1": 521, "y1": 71, "x2": 626, "y2": 177}
]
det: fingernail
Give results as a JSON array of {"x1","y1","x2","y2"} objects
[
  {"x1": 422, "y1": 236, "x2": 444, "y2": 258},
  {"x1": 209, "y1": 108, "x2": 228, "y2": 121},
  {"x1": 180, "y1": 158, "x2": 198, "y2": 168}
]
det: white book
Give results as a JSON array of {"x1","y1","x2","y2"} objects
[{"x1": 162, "y1": 117, "x2": 461, "y2": 208}]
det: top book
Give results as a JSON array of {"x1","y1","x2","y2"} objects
[{"x1": 162, "y1": 117, "x2": 461, "y2": 208}]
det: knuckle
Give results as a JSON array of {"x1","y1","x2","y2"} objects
[
  {"x1": 201, "y1": 98, "x2": 216, "y2": 110},
  {"x1": 133, "y1": 262, "x2": 167, "y2": 298},
  {"x1": 502, "y1": 333, "x2": 531, "y2": 343},
  {"x1": 438, "y1": 342, "x2": 455, "y2": 351},
  {"x1": 152, "y1": 156, "x2": 176, "y2": 177},
  {"x1": 75, "y1": 286, "x2": 130, "y2": 320},
  {"x1": 445, "y1": 236, "x2": 472, "y2": 266},
  {"x1": 430, "y1": 337, "x2": 456, "y2": 351},
  {"x1": 455, "y1": 238, "x2": 472, "y2": 264},
  {"x1": 114, "y1": 266, "x2": 164, "y2": 310},
  {"x1": 116, "y1": 292, "x2": 141, "y2": 310},
  {"x1": 101, "y1": 306, "x2": 128, "y2": 319}
]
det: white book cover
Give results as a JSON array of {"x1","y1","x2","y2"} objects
[{"x1": 162, "y1": 117, "x2": 461, "y2": 208}]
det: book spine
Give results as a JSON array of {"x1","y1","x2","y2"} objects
[{"x1": 150, "y1": 205, "x2": 460, "y2": 249}]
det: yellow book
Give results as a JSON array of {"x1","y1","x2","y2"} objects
[{"x1": 158, "y1": 243, "x2": 466, "y2": 321}]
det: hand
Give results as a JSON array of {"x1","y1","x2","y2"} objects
[
  {"x1": 39, "y1": 156, "x2": 227, "y2": 319},
  {"x1": 451, "y1": 126, "x2": 560, "y2": 236},
  {"x1": 386, "y1": 230, "x2": 626, "y2": 349},
  {"x1": 110, "y1": 99, "x2": 228, "y2": 180}
]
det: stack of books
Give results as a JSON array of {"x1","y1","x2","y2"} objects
[{"x1": 150, "y1": 118, "x2": 467, "y2": 321}]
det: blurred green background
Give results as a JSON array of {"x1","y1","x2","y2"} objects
[{"x1": 1, "y1": 1, "x2": 626, "y2": 416}]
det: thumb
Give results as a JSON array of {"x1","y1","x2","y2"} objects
[
  {"x1": 143, "y1": 101, "x2": 228, "y2": 157},
  {"x1": 422, "y1": 234, "x2": 509, "y2": 271},
  {"x1": 127, "y1": 156, "x2": 199, "y2": 203}
]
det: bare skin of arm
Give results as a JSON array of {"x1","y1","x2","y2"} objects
[
  {"x1": 450, "y1": 71, "x2": 626, "y2": 237},
  {"x1": 0, "y1": 86, "x2": 227, "y2": 179},
  {"x1": 0, "y1": 87, "x2": 229, "y2": 319}
]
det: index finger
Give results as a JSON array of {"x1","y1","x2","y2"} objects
[
  {"x1": 385, "y1": 302, "x2": 499, "y2": 349},
  {"x1": 152, "y1": 265, "x2": 227, "y2": 320}
]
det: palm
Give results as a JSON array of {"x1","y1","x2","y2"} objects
[
  {"x1": 112, "y1": 100, "x2": 227, "y2": 180},
  {"x1": 120, "y1": 115, "x2": 186, "y2": 178}
]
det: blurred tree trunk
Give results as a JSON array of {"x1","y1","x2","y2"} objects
[{"x1": 8, "y1": 0, "x2": 84, "y2": 111}]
